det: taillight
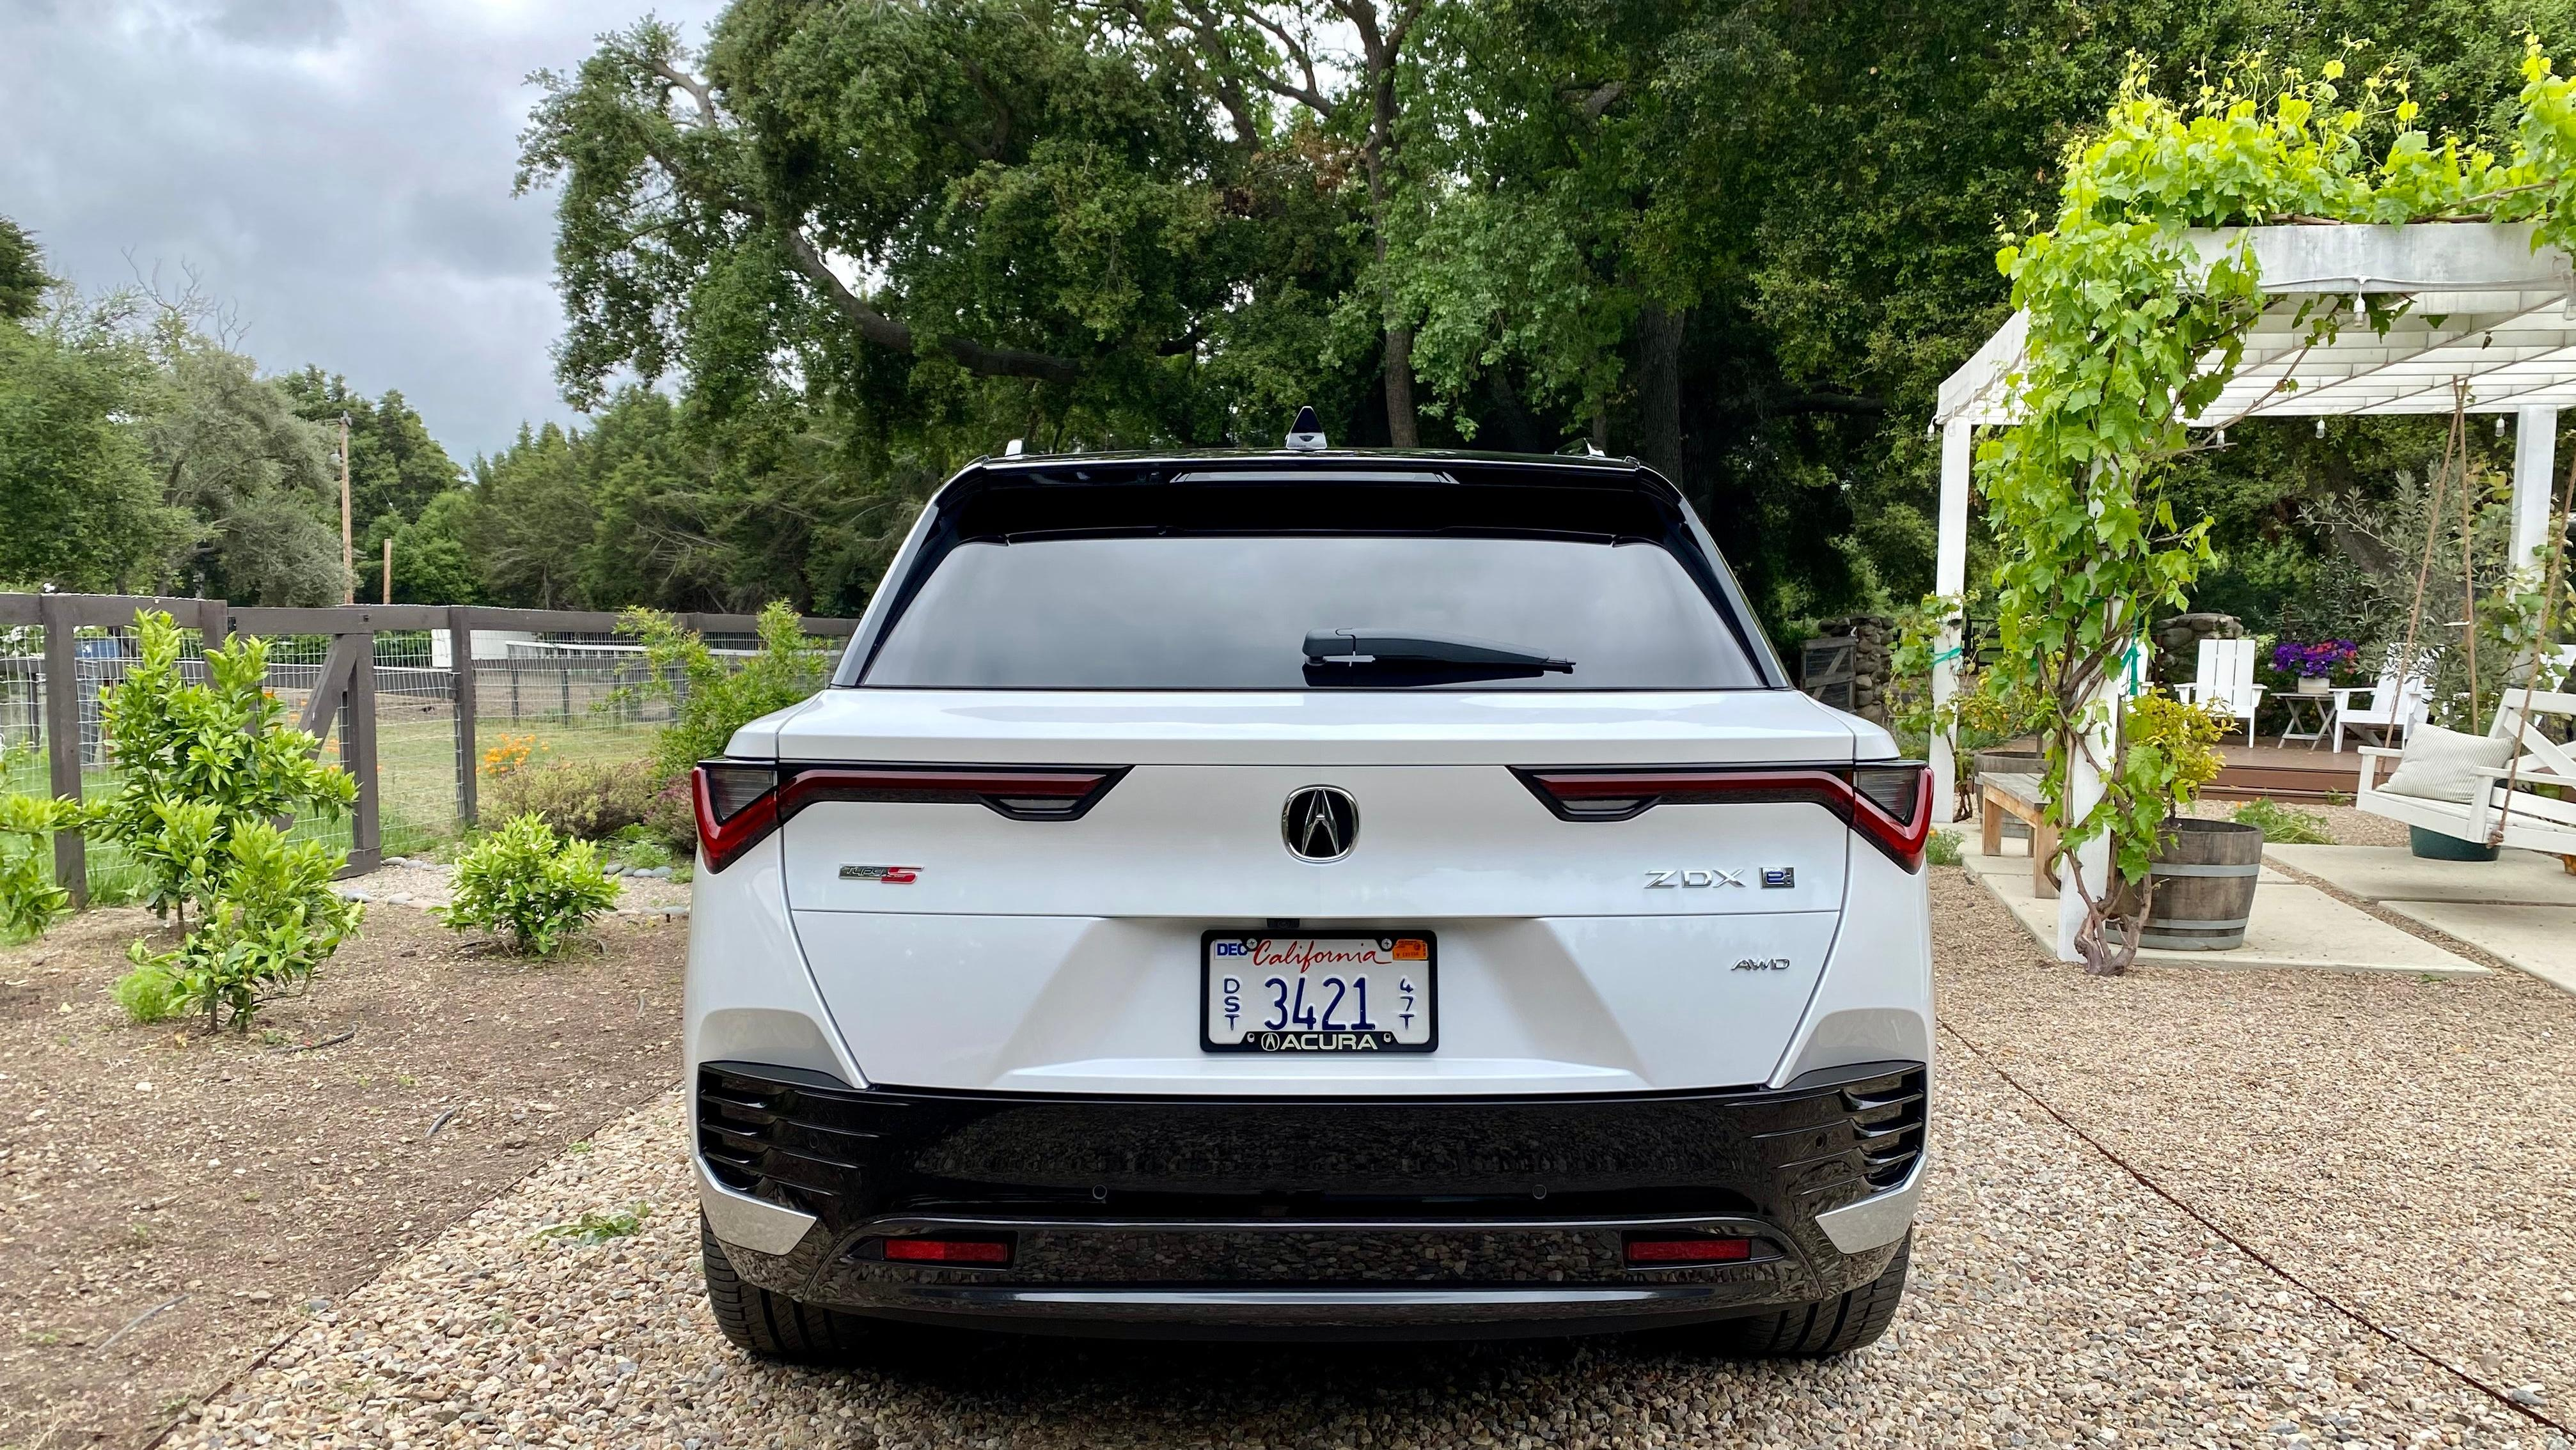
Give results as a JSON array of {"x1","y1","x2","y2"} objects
[
  {"x1": 1512, "y1": 761, "x2": 1933, "y2": 871},
  {"x1": 693, "y1": 761, "x2": 780, "y2": 874},
  {"x1": 688, "y1": 761, "x2": 1129, "y2": 874}
]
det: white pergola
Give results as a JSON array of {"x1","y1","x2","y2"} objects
[{"x1": 1931, "y1": 221, "x2": 2576, "y2": 960}]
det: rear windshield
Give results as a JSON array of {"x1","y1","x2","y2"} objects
[{"x1": 857, "y1": 533, "x2": 1766, "y2": 690}]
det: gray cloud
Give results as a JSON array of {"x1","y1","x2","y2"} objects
[{"x1": 0, "y1": 0, "x2": 727, "y2": 461}]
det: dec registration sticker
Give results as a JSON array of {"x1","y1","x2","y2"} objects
[{"x1": 1201, "y1": 933, "x2": 1436, "y2": 1053}]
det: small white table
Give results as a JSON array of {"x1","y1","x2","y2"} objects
[{"x1": 2276, "y1": 692, "x2": 2332, "y2": 749}]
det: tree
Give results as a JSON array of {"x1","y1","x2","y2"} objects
[
  {"x1": 0, "y1": 217, "x2": 51, "y2": 324},
  {"x1": 142, "y1": 341, "x2": 345, "y2": 604},
  {"x1": 379, "y1": 489, "x2": 488, "y2": 607},
  {"x1": 0, "y1": 230, "x2": 181, "y2": 591},
  {"x1": 1115, "y1": 1, "x2": 1436, "y2": 443},
  {"x1": 466, "y1": 423, "x2": 597, "y2": 608},
  {"x1": 278, "y1": 369, "x2": 467, "y2": 536}
]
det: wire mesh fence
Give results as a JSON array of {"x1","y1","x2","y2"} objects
[{"x1": 0, "y1": 597, "x2": 859, "y2": 903}]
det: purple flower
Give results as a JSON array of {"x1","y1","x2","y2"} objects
[{"x1": 2271, "y1": 639, "x2": 2359, "y2": 678}]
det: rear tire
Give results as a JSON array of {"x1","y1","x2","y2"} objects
[
  {"x1": 701, "y1": 1214, "x2": 879, "y2": 1363},
  {"x1": 1673, "y1": 1231, "x2": 1910, "y2": 1358}
]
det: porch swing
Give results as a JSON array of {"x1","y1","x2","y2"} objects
[{"x1": 2353, "y1": 386, "x2": 2576, "y2": 859}]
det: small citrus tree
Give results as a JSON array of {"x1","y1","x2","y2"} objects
[
  {"x1": 100, "y1": 611, "x2": 366, "y2": 1028},
  {"x1": 95, "y1": 612, "x2": 356, "y2": 925}
]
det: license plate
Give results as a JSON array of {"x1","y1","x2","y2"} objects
[{"x1": 1201, "y1": 932, "x2": 1436, "y2": 1053}]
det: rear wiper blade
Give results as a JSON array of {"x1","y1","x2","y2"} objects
[{"x1": 1303, "y1": 628, "x2": 1573, "y2": 673}]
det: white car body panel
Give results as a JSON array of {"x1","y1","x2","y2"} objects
[{"x1": 675, "y1": 685, "x2": 1928, "y2": 1098}]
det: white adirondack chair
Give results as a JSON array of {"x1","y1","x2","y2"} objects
[
  {"x1": 2331, "y1": 647, "x2": 2435, "y2": 752},
  {"x1": 2175, "y1": 637, "x2": 2266, "y2": 745},
  {"x1": 2356, "y1": 689, "x2": 2576, "y2": 854}
]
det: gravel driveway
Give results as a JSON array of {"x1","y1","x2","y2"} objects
[{"x1": 167, "y1": 875, "x2": 2576, "y2": 1449}]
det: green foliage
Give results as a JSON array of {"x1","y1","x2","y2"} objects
[
  {"x1": 0, "y1": 216, "x2": 50, "y2": 323},
  {"x1": 1926, "y1": 829, "x2": 1965, "y2": 868},
  {"x1": 0, "y1": 298, "x2": 182, "y2": 592},
  {"x1": 619, "y1": 602, "x2": 829, "y2": 779},
  {"x1": 483, "y1": 758, "x2": 658, "y2": 841},
  {"x1": 536, "y1": 1203, "x2": 650, "y2": 1244},
  {"x1": 116, "y1": 820, "x2": 364, "y2": 1031},
  {"x1": 0, "y1": 783, "x2": 82, "y2": 940},
  {"x1": 87, "y1": 611, "x2": 363, "y2": 1030},
  {"x1": 2105, "y1": 692, "x2": 2231, "y2": 888},
  {"x1": 2233, "y1": 797, "x2": 2336, "y2": 844},
  {"x1": 276, "y1": 368, "x2": 466, "y2": 537},
  {"x1": 93, "y1": 612, "x2": 356, "y2": 923},
  {"x1": 438, "y1": 814, "x2": 620, "y2": 956}
]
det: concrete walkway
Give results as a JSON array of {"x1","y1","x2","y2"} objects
[
  {"x1": 1960, "y1": 843, "x2": 2488, "y2": 976},
  {"x1": 2268, "y1": 844, "x2": 2576, "y2": 995}
]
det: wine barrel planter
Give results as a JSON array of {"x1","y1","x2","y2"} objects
[{"x1": 2114, "y1": 818, "x2": 2263, "y2": 951}]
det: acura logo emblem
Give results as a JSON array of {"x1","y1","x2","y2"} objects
[{"x1": 1282, "y1": 786, "x2": 1358, "y2": 862}]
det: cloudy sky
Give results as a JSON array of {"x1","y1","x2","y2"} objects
[{"x1": 3, "y1": 0, "x2": 727, "y2": 462}]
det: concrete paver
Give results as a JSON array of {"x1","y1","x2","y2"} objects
[
  {"x1": 1961, "y1": 846, "x2": 2488, "y2": 975},
  {"x1": 2384, "y1": 900, "x2": 2576, "y2": 995},
  {"x1": 2266, "y1": 843, "x2": 2576, "y2": 906}
]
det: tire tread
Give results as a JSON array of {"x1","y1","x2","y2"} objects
[
  {"x1": 701, "y1": 1215, "x2": 876, "y2": 1363},
  {"x1": 1685, "y1": 1232, "x2": 1909, "y2": 1359}
]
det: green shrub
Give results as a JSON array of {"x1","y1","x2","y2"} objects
[
  {"x1": 2232, "y1": 798, "x2": 2334, "y2": 845},
  {"x1": 438, "y1": 814, "x2": 620, "y2": 955},
  {"x1": 483, "y1": 758, "x2": 656, "y2": 840},
  {"x1": 0, "y1": 785, "x2": 83, "y2": 940},
  {"x1": 112, "y1": 965, "x2": 185, "y2": 1024},
  {"x1": 1926, "y1": 829, "x2": 1964, "y2": 868},
  {"x1": 640, "y1": 776, "x2": 697, "y2": 857},
  {"x1": 619, "y1": 602, "x2": 828, "y2": 779},
  {"x1": 94, "y1": 612, "x2": 354, "y2": 925},
  {"x1": 116, "y1": 820, "x2": 364, "y2": 1030}
]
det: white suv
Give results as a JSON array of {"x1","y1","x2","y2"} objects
[{"x1": 685, "y1": 440, "x2": 1931, "y2": 1357}]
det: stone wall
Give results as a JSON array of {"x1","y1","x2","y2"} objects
[
  {"x1": 2151, "y1": 612, "x2": 2246, "y2": 685},
  {"x1": 1813, "y1": 614, "x2": 1894, "y2": 727}
]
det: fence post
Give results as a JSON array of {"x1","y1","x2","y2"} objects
[
  {"x1": 347, "y1": 630, "x2": 381, "y2": 873},
  {"x1": 449, "y1": 607, "x2": 478, "y2": 830},
  {"x1": 38, "y1": 595, "x2": 84, "y2": 908}
]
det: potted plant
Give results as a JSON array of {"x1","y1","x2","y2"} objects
[
  {"x1": 2105, "y1": 692, "x2": 2249, "y2": 951},
  {"x1": 2272, "y1": 638, "x2": 2359, "y2": 696}
]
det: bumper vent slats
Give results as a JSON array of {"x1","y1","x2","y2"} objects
[{"x1": 695, "y1": 1061, "x2": 1928, "y2": 1234}]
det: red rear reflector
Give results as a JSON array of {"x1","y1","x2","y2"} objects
[
  {"x1": 1624, "y1": 1235, "x2": 1754, "y2": 1266},
  {"x1": 882, "y1": 1237, "x2": 1012, "y2": 1265}
]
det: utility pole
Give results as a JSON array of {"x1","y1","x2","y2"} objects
[
  {"x1": 339, "y1": 412, "x2": 354, "y2": 605},
  {"x1": 382, "y1": 536, "x2": 393, "y2": 605}
]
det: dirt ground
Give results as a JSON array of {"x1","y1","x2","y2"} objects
[{"x1": 0, "y1": 901, "x2": 686, "y2": 1449}]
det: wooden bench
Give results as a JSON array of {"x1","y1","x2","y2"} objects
[{"x1": 1979, "y1": 771, "x2": 2059, "y2": 899}]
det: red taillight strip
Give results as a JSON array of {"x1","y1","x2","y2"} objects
[
  {"x1": 778, "y1": 765, "x2": 1124, "y2": 820},
  {"x1": 1513, "y1": 763, "x2": 1933, "y2": 872},
  {"x1": 689, "y1": 761, "x2": 1131, "y2": 875}
]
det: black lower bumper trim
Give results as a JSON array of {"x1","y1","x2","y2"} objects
[{"x1": 696, "y1": 1061, "x2": 1924, "y2": 1332}]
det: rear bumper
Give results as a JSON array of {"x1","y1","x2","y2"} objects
[{"x1": 694, "y1": 1060, "x2": 1926, "y2": 1338}]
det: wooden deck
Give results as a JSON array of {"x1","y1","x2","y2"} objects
[{"x1": 2207, "y1": 742, "x2": 2375, "y2": 802}]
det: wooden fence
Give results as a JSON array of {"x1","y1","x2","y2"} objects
[{"x1": 0, "y1": 595, "x2": 860, "y2": 905}]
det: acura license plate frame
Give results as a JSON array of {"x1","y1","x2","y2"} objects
[{"x1": 1200, "y1": 931, "x2": 1438, "y2": 1053}]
